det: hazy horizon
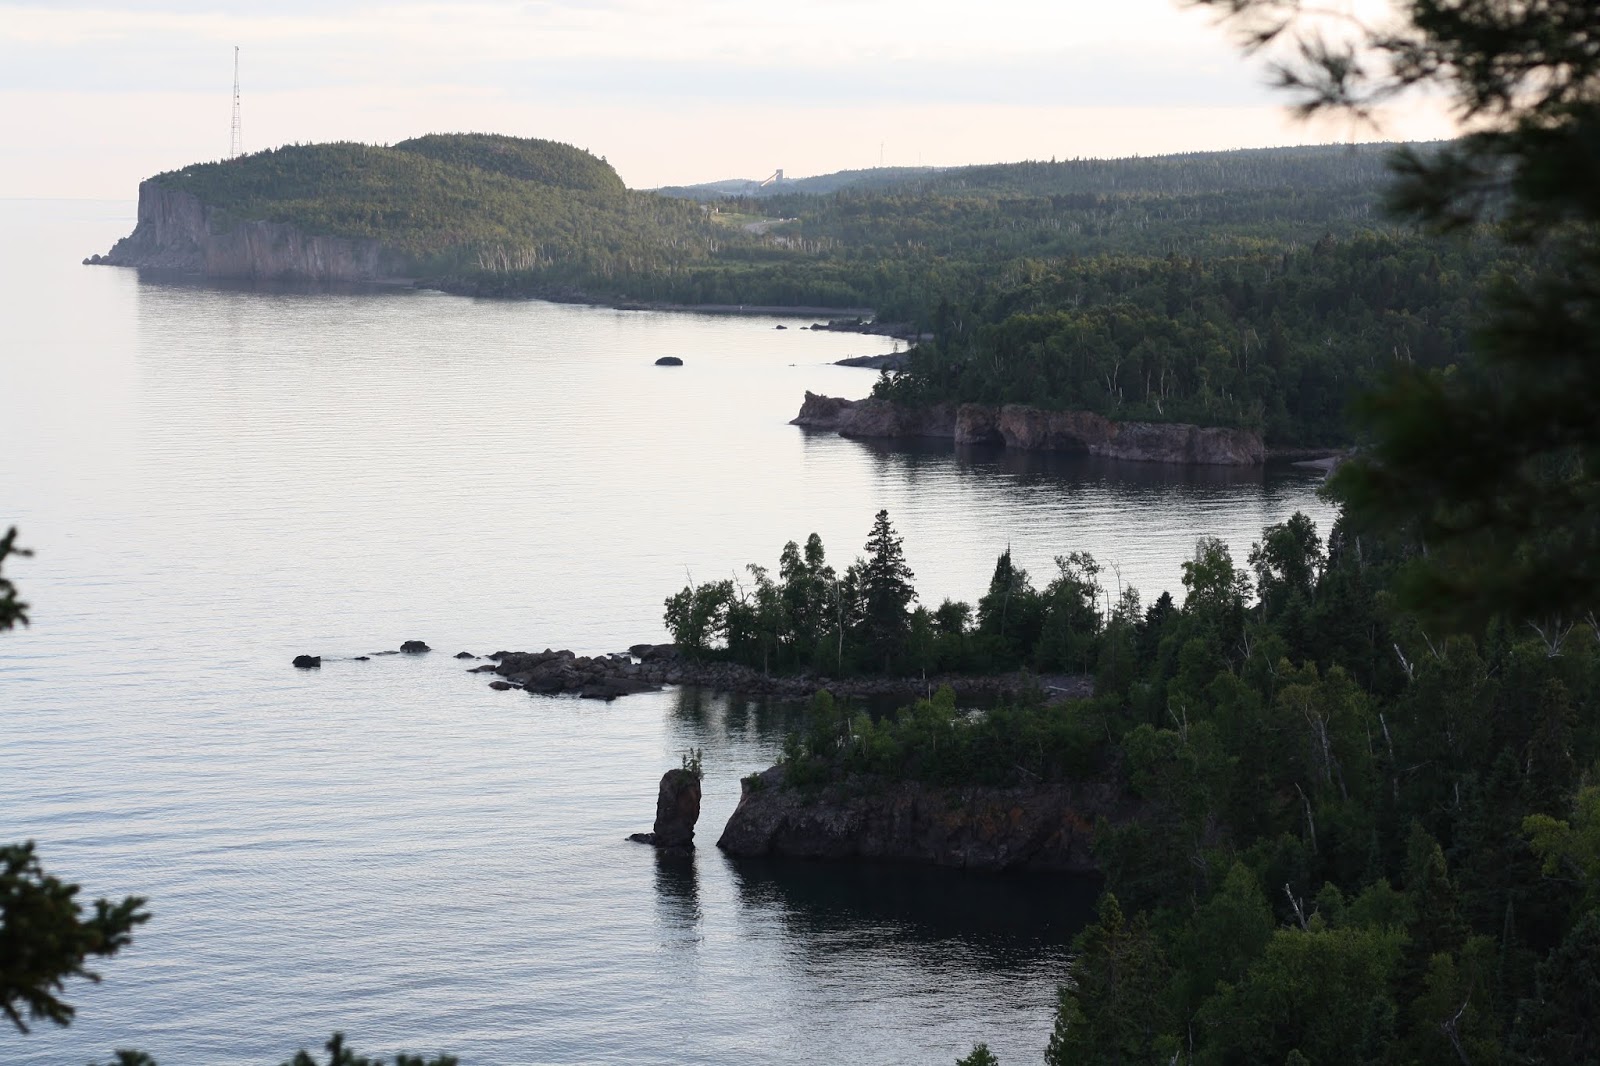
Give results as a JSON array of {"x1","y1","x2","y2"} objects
[{"x1": 0, "y1": 0, "x2": 1455, "y2": 199}]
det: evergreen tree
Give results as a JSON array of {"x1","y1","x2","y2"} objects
[
  {"x1": 1046, "y1": 894, "x2": 1176, "y2": 1066},
  {"x1": 858, "y1": 510, "x2": 917, "y2": 671}
]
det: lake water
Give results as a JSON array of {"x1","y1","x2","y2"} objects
[{"x1": 0, "y1": 200, "x2": 1335, "y2": 1065}]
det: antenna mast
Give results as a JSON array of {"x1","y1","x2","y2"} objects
[{"x1": 229, "y1": 46, "x2": 244, "y2": 159}]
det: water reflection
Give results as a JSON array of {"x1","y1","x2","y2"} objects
[
  {"x1": 653, "y1": 848, "x2": 703, "y2": 947},
  {"x1": 667, "y1": 685, "x2": 809, "y2": 746},
  {"x1": 133, "y1": 267, "x2": 418, "y2": 301},
  {"x1": 826, "y1": 432, "x2": 1307, "y2": 490},
  {"x1": 726, "y1": 856, "x2": 1099, "y2": 970}
]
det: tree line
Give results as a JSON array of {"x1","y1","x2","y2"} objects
[{"x1": 661, "y1": 509, "x2": 1109, "y2": 680}]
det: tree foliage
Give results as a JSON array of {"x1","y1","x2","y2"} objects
[
  {"x1": 0, "y1": 842, "x2": 148, "y2": 1034},
  {"x1": 1188, "y1": 0, "x2": 1600, "y2": 621}
]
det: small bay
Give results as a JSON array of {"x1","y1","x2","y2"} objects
[{"x1": 0, "y1": 200, "x2": 1335, "y2": 1065}]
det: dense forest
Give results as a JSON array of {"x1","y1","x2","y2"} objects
[{"x1": 723, "y1": 503, "x2": 1600, "y2": 1063}]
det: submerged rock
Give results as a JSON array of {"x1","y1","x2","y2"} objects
[
  {"x1": 453, "y1": 651, "x2": 476, "y2": 659},
  {"x1": 629, "y1": 768, "x2": 703, "y2": 850}
]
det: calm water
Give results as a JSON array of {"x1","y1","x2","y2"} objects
[{"x1": 0, "y1": 200, "x2": 1335, "y2": 1064}]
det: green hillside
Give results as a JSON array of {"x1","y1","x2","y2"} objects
[
  {"x1": 148, "y1": 135, "x2": 711, "y2": 276},
  {"x1": 392, "y1": 132, "x2": 625, "y2": 195}
]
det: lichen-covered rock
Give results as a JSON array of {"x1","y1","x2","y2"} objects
[{"x1": 717, "y1": 765, "x2": 1133, "y2": 873}]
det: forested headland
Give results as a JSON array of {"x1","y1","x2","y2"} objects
[
  {"x1": 122, "y1": 135, "x2": 1516, "y2": 447},
  {"x1": 688, "y1": 501, "x2": 1600, "y2": 1062}
]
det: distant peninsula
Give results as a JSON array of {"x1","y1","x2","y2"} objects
[{"x1": 89, "y1": 133, "x2": 711, "y2": 286}]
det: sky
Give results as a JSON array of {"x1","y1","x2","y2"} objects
[{"x1": 0, "y1": 0, "x2": 1459, "y2": 198}]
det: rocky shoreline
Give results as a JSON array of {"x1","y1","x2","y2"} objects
[
  {"x1": 792, "y1": 392, "x2": 1268, "y2": 466},
  {"x1": 716, "y1": 764, "x2": 1134, "y2": 873},
  {"x1": 290, "y1": 639, "x2": 1092, "y2": 703},
  {"x1": 485, "y1": 644, "x2": 1092, "y2": 703}
]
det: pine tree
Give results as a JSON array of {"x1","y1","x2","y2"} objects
[{"x1": 859, "y1": 509, "x2": 917, "y2": 672}]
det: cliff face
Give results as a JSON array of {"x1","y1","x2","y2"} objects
[
  {"x1": 97, "y1": 181, "x2": 405, "y2": 282},
  {"x1": 717, "y1": 766, "x2": 1133, "y2": 873},
  {"x1": 793, "y1": 394, "x2": 1265, "y2": 466}
]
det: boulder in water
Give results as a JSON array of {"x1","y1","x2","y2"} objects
[
  {"x1": 292, "y1": 655, "x2": 321, "y2": 669},
  {"x1": 628, "y1": 767, "x2": 702, "y2": 850},
  {"x1": 655, "y1": 356, "x2": 684, "y2": 366},
  {"x1": 400, "y1": 640, "x2": 431, "y2": 654}
]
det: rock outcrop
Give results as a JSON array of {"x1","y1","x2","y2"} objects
[
  {"x1": 790, "y1": 391, "x2": 860, "y2": 429},
  {"x1": 834, "y1": 352, "x2": 910, "y2": 371},
  {"x1": 794, "y1": 394, "x2": 1265, "y2": 466},
  {"x1": 488, "y1": 645, "x2": 1090, "y2": 703},
  {"x1": 629, "y1": 768, "x2": 703, "y2": 850},
  {"x1": 717, "y1": 765, "x2": 1133, "y2": 873},
  {"x1": 95, "y1": 181, "x2": 406, "y2": 282},
  {"x1": 494, "y1": 648, "x2": 664, "y2": 700}
]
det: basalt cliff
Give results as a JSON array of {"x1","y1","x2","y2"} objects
[
  {"x1": 717, "y1": 764, "x2": 1135, "y2": 873},
  {"x1": 91, "y1": 181, "x2": 404, "y2": 282},
  {"x1": 792, "y1": 391, "x2": 1266, "y2": 466}
]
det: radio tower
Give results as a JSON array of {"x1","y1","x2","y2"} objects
[{"x1": 229, "y1": 46, "x2": 244, "y2": 159}]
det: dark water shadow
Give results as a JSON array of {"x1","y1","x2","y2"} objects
[
  {"x1": 800, "y1": 430, "x2": 1329, "y2": 495},
  {"x1": 667, "y1": 685, "x2": 811, "y2": 746},
  {"x1": 726, "y1": 854, "x2": 1100, "y2": 969},
  {"x1": 132, "y1": 267, "x2": 419, "y2": 300},
  {"x1": 653, "y1": 847, "x2": 703, "y2": 935}
]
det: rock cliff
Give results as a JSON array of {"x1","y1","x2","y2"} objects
[
  {"x1": 793, "y1": 394, "x2": 1265, "y2": 465},
  {"x1": 94, "y1": 181, "x2": 406, "y2": 282},
  {"x1": 717, "y1": 765, "x2": 1134, "y2": 873}
]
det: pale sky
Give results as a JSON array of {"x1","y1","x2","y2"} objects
[{"x1": 0, "y1": 0, "x2": 1457, "y2": 198}]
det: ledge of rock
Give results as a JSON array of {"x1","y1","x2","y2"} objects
[
  {"x1": 794, "y1": 395, "x2": 1265, "y2": 466},
  {"x1": 488, "y1": 645, "x2": 1089, "y2": 704},
  {"x1": 717, "y1": 765, "x2": 1134, "y2": 873}
]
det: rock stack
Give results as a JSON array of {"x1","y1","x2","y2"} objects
[{"x1": 628, "y1": 768, "x2": 702, "y2": 851}]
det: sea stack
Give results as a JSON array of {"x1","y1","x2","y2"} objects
[{"x1": 628, "y1": 768, "x2": 702, "y2": 850}]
